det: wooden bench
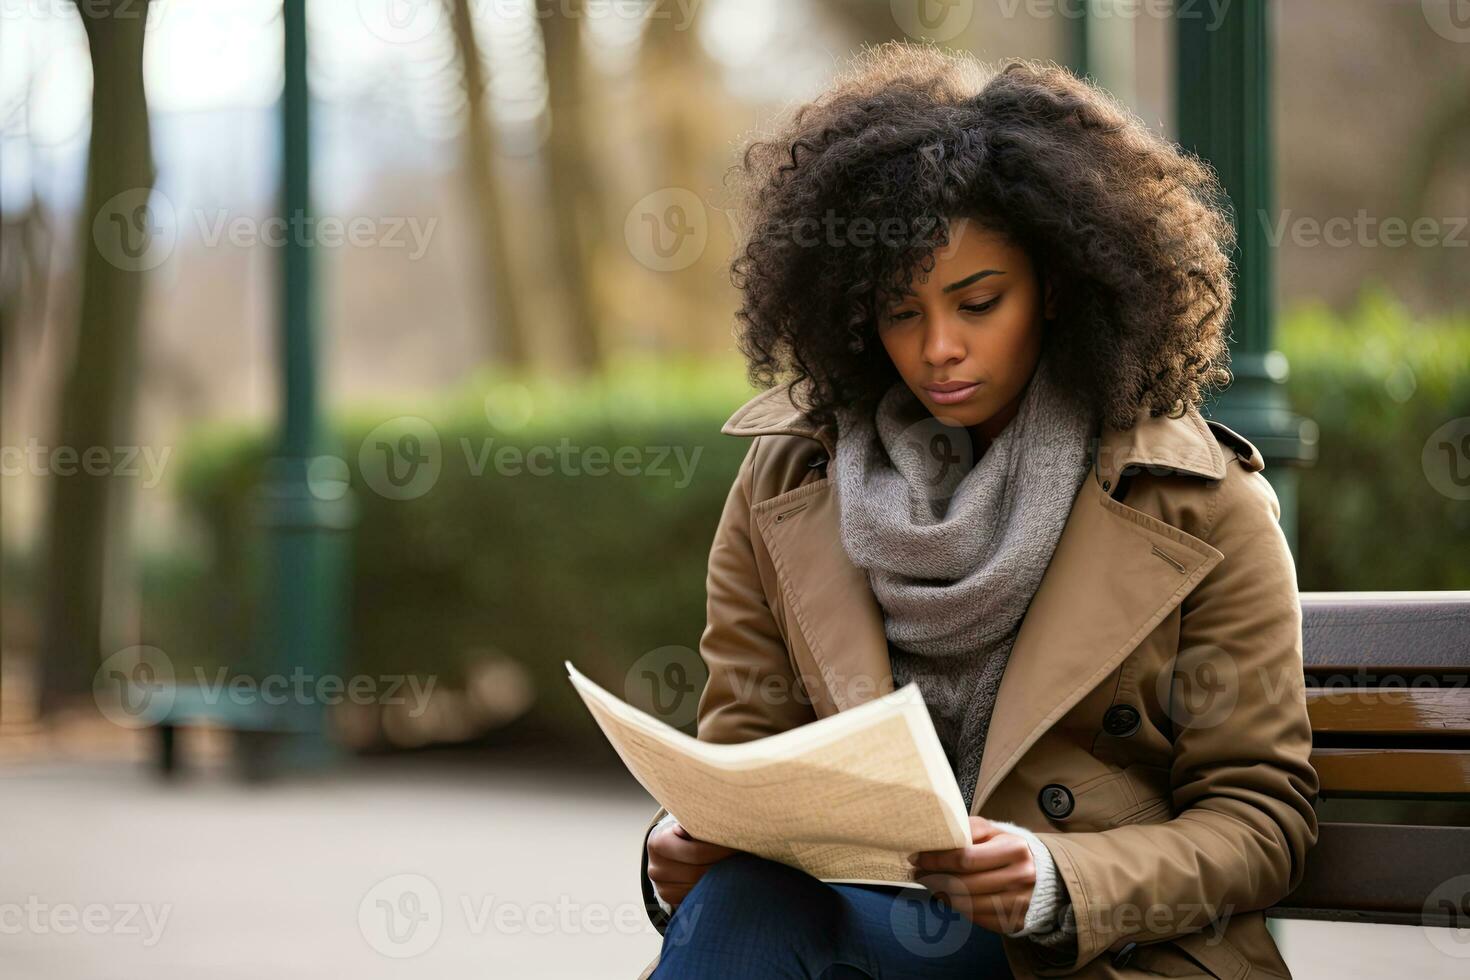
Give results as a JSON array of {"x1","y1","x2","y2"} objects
[{"x1": 1267, "y1": 592, "x2": 1470, "y2": 928}]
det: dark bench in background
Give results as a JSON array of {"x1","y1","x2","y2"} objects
[{"x1": 1267, "y1": 592, "x2": 1470, "y2": 928}]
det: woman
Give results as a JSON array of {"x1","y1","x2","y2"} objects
[{"x1": 636, "y1": 44, "x2": 1318, "y2": 980}]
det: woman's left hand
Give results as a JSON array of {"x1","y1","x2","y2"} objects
[{"x1": 908, "y1": 816, "x2": 1035, "y2": 934}]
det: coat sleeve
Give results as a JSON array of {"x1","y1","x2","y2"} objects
[
  {"x1": 1030, "y1": 462, "x2": 1321, "y2": 972},
  {"x1": 638, "y1": 436, "x2": 820, "y2": 934}
]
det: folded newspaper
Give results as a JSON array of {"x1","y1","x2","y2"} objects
[{"x1": 565, "y1": 660, "x2": 972, "y2": 888}]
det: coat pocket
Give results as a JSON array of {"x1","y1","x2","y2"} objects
[
  {"x1": 1131, "y1": 929, "x2": 1251, "y2": 980},
  {"x1": 1108, "y1": 794, "x2": 1174, "y2": 827}
]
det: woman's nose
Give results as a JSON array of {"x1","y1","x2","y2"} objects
[{"x1": 921, "y1": 315, "x2": 966, "y2": 366}]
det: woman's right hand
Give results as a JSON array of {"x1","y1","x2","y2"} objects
[{"x1": 647, "y1": 819, "x2": 742, "y2": 909}]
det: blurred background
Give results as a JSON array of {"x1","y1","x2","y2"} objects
[{"x1": 1, "y1": 1, "x2": 1466, "y2": 977}]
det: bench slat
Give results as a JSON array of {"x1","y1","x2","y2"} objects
[
  {"x1": 1269, "y1": 822, "x2": 1470, "y2": 925},
  {"x1": 1311, "y1": 748, "x2": 1470, "y2": 795},
  {"x1": 1305, "y1": 687, "x2": 1470, "y2": 734},
  {"x1": 1301, "y1": 592, "x2": 1470, "y2": 671}
]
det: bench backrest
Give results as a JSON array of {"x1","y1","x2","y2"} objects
[{"x1": 1268, "y1": 592, "x2": 1470, "y2": 927}]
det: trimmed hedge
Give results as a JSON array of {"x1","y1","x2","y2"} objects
[
  {"x1": 165, "y1": 356, "x2": 758, "y2": 740},
  {"x1": 1279, "y1": 286, "x2": 1470, "y2": 591}
]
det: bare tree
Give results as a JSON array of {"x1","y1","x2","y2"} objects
[
  {"x1": 637, "y1": 0, "x2": 718, "y2": 348},
  {"x1": 0, "y1": 203, "x2": 52, "y2": 390},
  {"x1": 39, "y1": 0, "x2": 154, "y2": 714},
  {"x1": 445, "y1": 0, "x2": 529, "y2": 367},
  {"x1": 538, "y1": 0, "x2": 604, "y2": 371}
]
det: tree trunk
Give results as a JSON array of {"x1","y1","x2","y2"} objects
[
  {"x1": 445, "y1": 0, "x2": 529, "y2": 367},
  {"x1": 637, "y1": 0, "x2": 714, "y2": 350},
  {"x1": 39, "y1": 0, "x2": 154, "y2": 715},
  {"x1": 538, "y1": 0, "x2": 603, "y2": 372}
]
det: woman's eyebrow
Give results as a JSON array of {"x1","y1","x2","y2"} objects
[{"x1": 942, "y1": 269, "x2": 1005, "y2": 293}]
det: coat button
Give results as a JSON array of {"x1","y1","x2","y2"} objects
[
  {"x1": 1038, "y1": 783, "x2": 1075, "y2": 819},
  {"x1": 1113, "y1": 941, "x2": 1138, "y2": 967},
  {"x1": 1102, "y1": 703, "x2": 1142, "y2": 737}
]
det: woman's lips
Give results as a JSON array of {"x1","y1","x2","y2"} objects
[{"x1": 924, "y1": 381, "x2": 982, "y2": 404}]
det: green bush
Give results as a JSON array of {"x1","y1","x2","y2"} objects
[
  {"x1": 169, "y1": 356, "x2": 758, "y2": 743},
  {"x1": 1279, "y1": 285, "x2": 1470, "y2": 591}
]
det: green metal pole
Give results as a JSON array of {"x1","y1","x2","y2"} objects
[
  {"x1": 1175, "y1": 0, "x2": 1315, "y2": 555},
  {"x1": 256, "y1": 0, "x2": 352, "y2": 774},
  {"x1": 1067, "y1": 1, "x2": 1089, "y2": 79}
]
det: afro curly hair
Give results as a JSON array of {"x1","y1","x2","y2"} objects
[{"x1": 727, "y1": 41, "x2": 1237, "y2": 432}]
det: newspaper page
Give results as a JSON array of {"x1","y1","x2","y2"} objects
[{"x1": 565, "y1": 661, "x2": 972, "y2": 887}]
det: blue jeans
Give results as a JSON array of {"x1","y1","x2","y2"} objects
[{"x1": 651, "y1": 852, "x2": 1016, "y2": 979}]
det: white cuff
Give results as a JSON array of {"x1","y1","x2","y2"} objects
[
  {"x1": 648, "y1": 811, "x2": 680, "y2": 917},
  {"x1": 988, "y1": 819, "x2": 1069, "y2": 938}
]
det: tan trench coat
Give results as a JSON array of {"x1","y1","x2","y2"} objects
[{"x1": 634, "y1": 380, "x2": 1320, "y2": 979}]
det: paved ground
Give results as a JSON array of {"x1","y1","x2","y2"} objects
[{"x1": 2, "y1": 754, "x2": 1463, "y2": 978}]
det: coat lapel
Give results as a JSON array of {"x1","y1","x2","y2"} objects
[
  {"x1": 967, "y1": 478, "x2": 1223, "y2": 812},
  {"x1": 754, "y1": 483, "x2": 894, "y2": 715},
  {"x1": 723, "y1": 383, "x2": 1230, "y2": 813}
]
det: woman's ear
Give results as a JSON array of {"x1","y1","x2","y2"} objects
[{"x1": 1042, "y1": 273, "x2": 1058, "y2": 321}]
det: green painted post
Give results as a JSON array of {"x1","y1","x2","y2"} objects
[
  {"x1": 1175, "y1": 0, "x2": 1316, "y2": 555},
  {"x1": 255, "y1": 0, "x2": 353, "y2": 774},
  {"x1": 1067, "y1": 2, "x2": 1089, "y2": 79}
]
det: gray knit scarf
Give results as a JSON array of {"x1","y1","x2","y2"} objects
[{"x1": 831, "y1": 357, "x2": 1096, "y2": 811}]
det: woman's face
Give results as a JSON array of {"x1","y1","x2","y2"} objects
[{"x1": 876, "y1": 217, "x2": 1053, "y2": 446}]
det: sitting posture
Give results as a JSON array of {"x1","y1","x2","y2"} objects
[{"x1": 637, "y1": 42, "x2": 1319, "y2": 980}]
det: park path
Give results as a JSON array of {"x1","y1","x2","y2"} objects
[{"x1": 1, "y1": 754, "x2": 1459, "y2": 978}]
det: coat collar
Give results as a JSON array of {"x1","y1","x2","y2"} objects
[
  {"x1": 720, "y1": 378, "x2": 1234, "y2": 814},
  {"x1": 720, "y1": 378, "x2": 1241, "y2": 496}
]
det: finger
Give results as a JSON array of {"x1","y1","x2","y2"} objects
[
  {"x1": 933, "y1": 888, "x2": 1031, "y2": 933},
  {"x1": 969, "y1": 816, "x2": 1001, "y2": 842},
  {"x1": 650, "y1": 829, "x2": 738, "y2": 866},
  {"x1": 948, "y1": 864, "x2": 1036, "y2": 896},
  {"x1": 645, "y1": 858, "x2": 707, "y2": 887},
  {"x1": 666, "y1": 822, "x2": 737, "y2": 857},
  {"x1": 909, "y1": 846, "x2": 966, "y2": 871},
  {"x1": 967, "y1": 892, "x2": 1034, "y2": 934},
  {"x1": 913, "y1": 837, "x2": 1023, "y2": 874}
]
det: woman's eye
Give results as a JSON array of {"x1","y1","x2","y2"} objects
[
  {"x1": 960, "y1": 297, "x2": 999, "y2": 315},
  {"x1": 885, "y1": 309, "x2": 919, "y2": 323}
]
